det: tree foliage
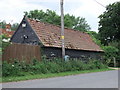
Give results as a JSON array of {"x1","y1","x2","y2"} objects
[
  {"x1": 103, "y1": 46, "x2": 119, "y2": 58},
  {"x1": 11, "y1": 23, "x2": 19, "y2": 31},
  {"x1": 102, "y1": 46, "x2": 119, "y2": 66},
  {"x1": 87, "y1": 31, "x2": 102, "y2": 46},
  {"x1": 98, "y1": 2, "x2": 120, "y2": 45},
  {"x1": 0, "y1": 21, "x2": 6, "y2": 29},
  {"x1": 24, "y1": 9, "x2": 91, "y2": 32},
  {"x1": 0, "y1": 21, "x2": 19, "y2": 31},
  {"x1": 98, "y1": 2, "x2": 120, "y2": 67}
]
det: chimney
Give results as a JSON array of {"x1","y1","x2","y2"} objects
[{"x1": 6, "y1": 24, "x2": 11, "y2": 31}]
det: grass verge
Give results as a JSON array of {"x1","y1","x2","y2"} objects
[{"x1": 1, "y1": 68, "x2": 113, "y2": 83}]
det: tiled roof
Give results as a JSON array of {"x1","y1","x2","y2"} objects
[
  {"x1": 27, "y1": 18, "x2": 103, "y2": 52},
  {"x1": 0, "y1": 28, "x2": 14, "y2": 37}
]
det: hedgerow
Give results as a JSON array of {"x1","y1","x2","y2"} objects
[{"x1": 2, "y1": 58, "x2": 108, "y2": 77}]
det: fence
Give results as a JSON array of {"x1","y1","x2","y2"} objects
[{"x1": 2, "y1": 43, "x2": 41, "y2": 63}]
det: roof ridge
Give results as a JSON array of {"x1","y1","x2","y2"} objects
[{"x1": 27, "y1": 18, "x2": 87, "y2": 34}]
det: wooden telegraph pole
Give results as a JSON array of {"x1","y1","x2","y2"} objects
[{"x1": 60, "y1": 0, "x2": 65, "y2": 59}]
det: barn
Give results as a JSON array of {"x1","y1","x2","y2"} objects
[{"x1": 11, "y1": 17, "x2": 103, "y2": 60}]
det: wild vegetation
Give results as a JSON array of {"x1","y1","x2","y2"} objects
[{"x1": 2, "y1": 57, "x2": 107, "y2": 77}]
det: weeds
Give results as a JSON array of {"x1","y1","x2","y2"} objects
[{"x1": 2, "y1": 58, "x2": 108, "y2": 77}]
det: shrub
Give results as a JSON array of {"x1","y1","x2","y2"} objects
[
  {"x1": 46, "y1": 62, "x2": 61, "y2": 73},
  {"x1": 63, "y1": 61, "x2": 72, "y2": 71},
  {"x1": 2, "y1": 61, "x2": 25, "y2": 77},
  {"x1": 88, "y1": 60, "x2": 107, "y2": 69},
  {"x1": 102, "y1": 46, "x2": 119, "y2": 66},
  {"x1": 2, "y1": 58, "x2": 108, "y2": 77},
  {"x1": 30, "y1": 62, "x2": 48, "y2": 74}
]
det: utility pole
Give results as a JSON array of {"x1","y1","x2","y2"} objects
[{"x1": 60, "y1": 0, "x2": 65, "y2": 59}]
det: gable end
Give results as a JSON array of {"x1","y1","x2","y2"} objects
[{"x1": 11, "y1": 17, "x2": 41, "y2": 45}]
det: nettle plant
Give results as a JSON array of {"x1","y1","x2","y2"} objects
[{"x1": 2, "y1": 57, "x2": 108, "y2": 77}]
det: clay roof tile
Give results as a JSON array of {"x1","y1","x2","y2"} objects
[{"x1": 27, "y1": 18, "x2": 103, "y2": 52}]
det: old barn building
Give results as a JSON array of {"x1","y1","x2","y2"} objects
[{"x1": 11, "y1": 17, "x2": 103, "y2": 60}]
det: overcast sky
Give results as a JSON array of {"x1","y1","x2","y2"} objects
[{"x1": 0, "y1": 0, "x2": 119, "y2": 32}]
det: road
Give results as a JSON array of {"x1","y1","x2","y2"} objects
[{"x1": 2, "y1": 70, "x2": 118, "y2": 88}]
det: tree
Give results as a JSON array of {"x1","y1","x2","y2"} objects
[
  {"x1": 25, "y1": 9, "x2": 61, "y2": 26},
  {"x1": 0, "y1": 20, "x2": 6, "y2": 29},
  {"x1": 87, "y1": 31, "x2": 102, "y2": 46},
  {"x1": 102, "y1": 46, "x2": 119, "y2": 66},
  {"x1": 11, "y1": 23, "x2": 19, "y2": 31},
  {"x1": 0, "y1": 21, "x2": 19, "y2": 31},
  {"x1": 24, "y1": 9, "x2": 91, "y2": 32},
  {"x1": 98, "y1": 2, "x2": 120, "y2": 45},
  {"x1": 108, "y1": 40, "x2": 120, "y2": 66}
]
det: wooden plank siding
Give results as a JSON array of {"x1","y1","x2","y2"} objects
[{"x1": 2, "y1": 43, "x2": 41, "y2": 63}]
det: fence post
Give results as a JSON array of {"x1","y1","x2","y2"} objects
[{"x1": 113, "y1": 57, "x2": 116, "y2": 67}]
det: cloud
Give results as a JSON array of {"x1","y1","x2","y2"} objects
[
  {"x1": 0, "y1": 0, "x2": 119, "y2": 32},
  {"x1": 0, "y1": 0, "x2": 48, "y2": 23},
  {"x1": 65, "y1": 0, "x2": 119, "y2": 31}
]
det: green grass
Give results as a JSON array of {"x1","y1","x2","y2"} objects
[{"x1": 1, "y1": 68, "x2": 113, "y2": 83}]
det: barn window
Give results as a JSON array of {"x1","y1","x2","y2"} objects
[{"x1": 22, "y1": 21, "x2": 27, "y2": 28}]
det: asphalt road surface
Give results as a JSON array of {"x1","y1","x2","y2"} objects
[{"x1": 2, "y1": 70, "x2": 118, "y2": 88}]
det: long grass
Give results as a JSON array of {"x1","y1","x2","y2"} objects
[
  {"x1": 1, "y1": 68, "x2": 113, "y2": 83},
  {"x1": 1, "y1": 58, "x2": 111, "y2": 82}
]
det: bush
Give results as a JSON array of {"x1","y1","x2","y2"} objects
[
  {"x1": 102, "y1": 46, "x2": 119, "y2": 66},
  {"x1": 88, "y1": 60, "x2": 107, "y2": 69},
  {"x1": 2, "y1": 58, "x2": 108, "y2": 77},
  {"x1": 2, "y1": 61, "x2": 25, "y2": 77},
  {"x1": 30, "y1": 62, "x2": 48, "y2": 74},
  {"x1": 46, "y1": 62, "x2": 61, "y2": 73}
]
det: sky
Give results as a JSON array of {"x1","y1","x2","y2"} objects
[{"x1": 0, "y1": 0, "x2": 119, "y2": 32}]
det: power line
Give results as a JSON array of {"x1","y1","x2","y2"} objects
[{"x1": 93, "y1": 0, "x2": 106, "y2": 8}]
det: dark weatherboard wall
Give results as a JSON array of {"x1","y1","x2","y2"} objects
[
  {"x1": 42, "y1": 47, "x2": 103, "y2": 60},
  {"x1": 11, "y1": 18, "x2": 40, "y2": 45}
]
